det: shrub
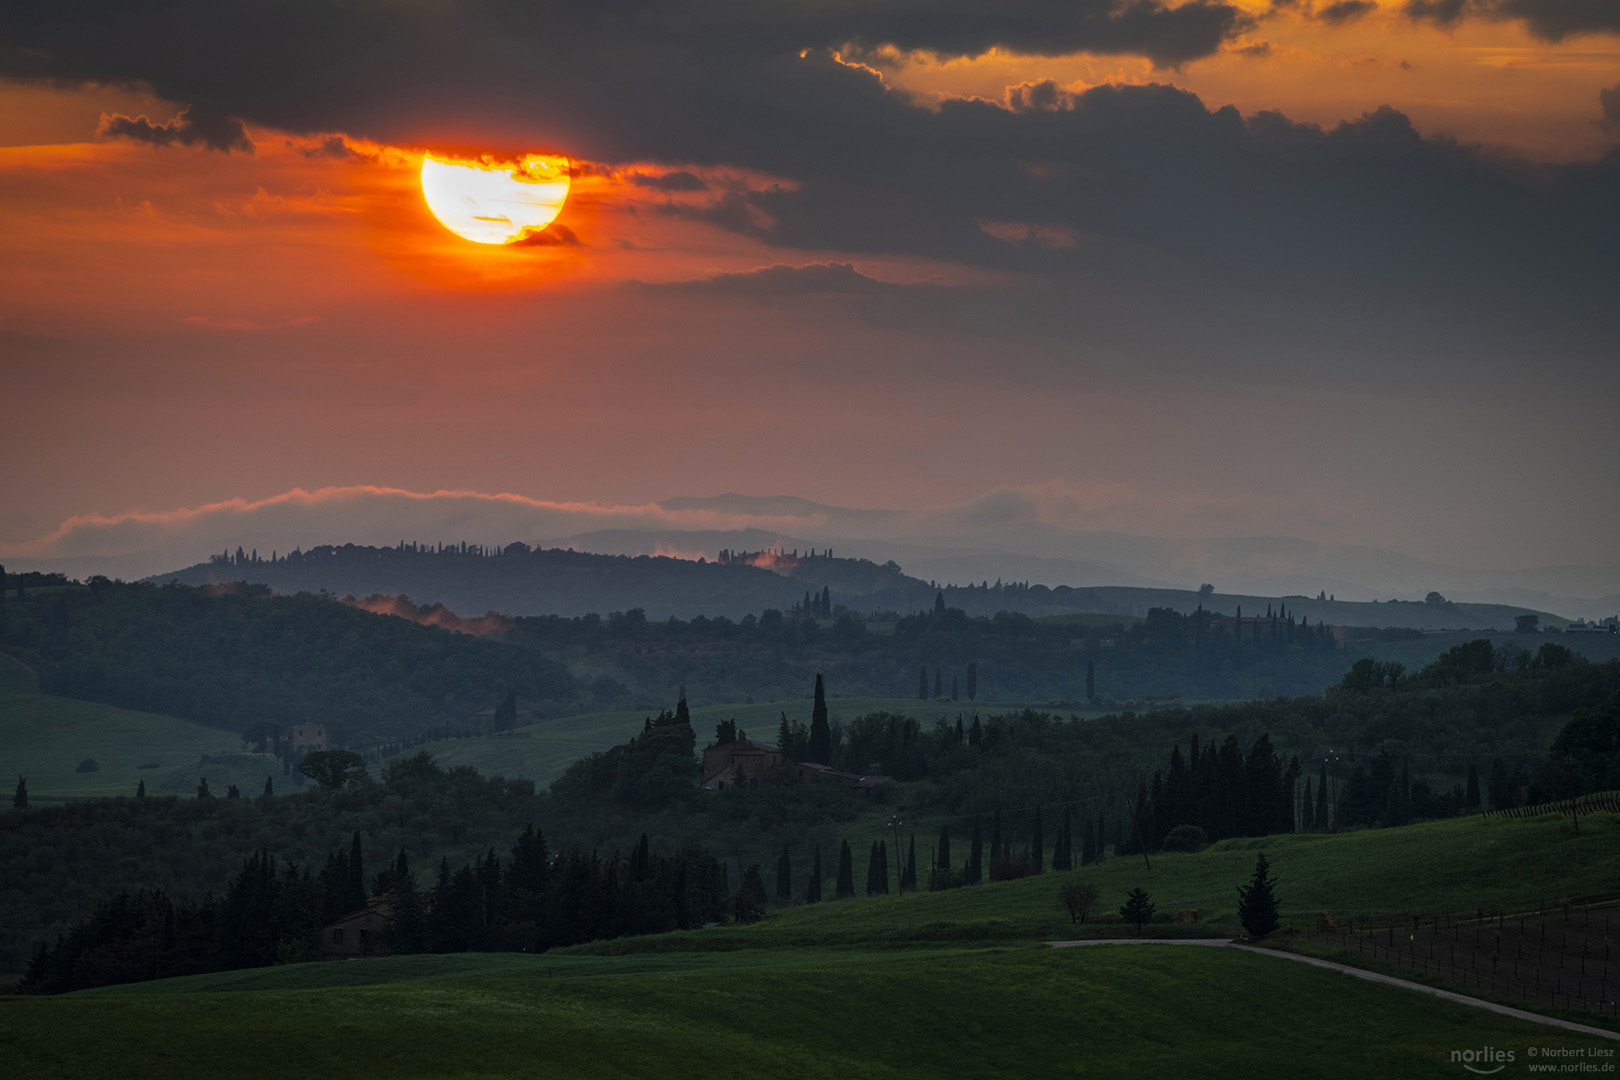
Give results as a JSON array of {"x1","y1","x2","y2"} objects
[
  {"x1": 1161, "y1": 824, "x2": 1209, "y2": 853},
  {"x1": 74, "y1": 759, "x2": 99, "y2": 774},
  {"x1": 1058, "y1": 880, "x2": 1100, "y2": 924}
]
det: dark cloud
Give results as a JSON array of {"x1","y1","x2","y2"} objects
[
  {"x1": 644, "y1": 262, "x2": 898, "y2": 296},
  {"x1": 630, "y1": 170, "x2": 709, "y2": 192},
  {"x1": 1602, "y1": 82, "x2": 1620, "y2": 131},
  {"x1": 1315, "y1": 0, "x2": 1378, "y2": 23},
  {"x1": 1234, "y1": 40, "x2": 1274, "y2": 58},
  {"x1": 98, "y1": 105, "x2": 252, "y2": 152},
  {"x1": 508, "y1": 223, "x2": 582, "y2": 247},
  {"x1": 1006, "y1": 79, "x2": 1073, "y2": 112},
  {"x1": 6, "y1": 1, "x2": 1617, "y2": 332},
  {"x1": 297, "y1": 135, "x2": 368, "y2": 160},
  {"x1": 1403, "y1": 0, "x2": 1620, "y2": 41}
]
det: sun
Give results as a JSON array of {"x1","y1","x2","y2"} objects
[{"x1": 420, "y1": 154, "x2": 571, "y2": 244}]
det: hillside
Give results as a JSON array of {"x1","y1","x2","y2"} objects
[
  {"x1": 142, "y1": 541, "x2": 1575, "y2": 630},
  {"x1": 11, "y1": 945, "x2": 1604, "y2": 1079},
  {"x1": 0, "y1": 654, "x2": 262, "y2": 803},
  {"x1": 6, "y1": 813, "x2": 1617, "y2": 1078}
]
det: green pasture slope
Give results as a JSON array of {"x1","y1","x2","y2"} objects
[
  {"x1": 0, "y1": 653, "x2": 274, "y2": 802},
  {"x1": 580, "y1": 810, "x2": 1620, "y2": 954},
  {"x1": 5, "y1": 946, "x2": 1611, "y2": 1079},
  {"x1": 429, "y1": 696, "x2": 1074, "y2": 788},
  {"x1": 6, "y1": 806, "x2": 1617, "y2": 1077}
]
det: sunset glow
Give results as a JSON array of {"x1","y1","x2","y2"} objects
[{"x1": 420, "y1": 154, "x2": 571, "y2": 244}]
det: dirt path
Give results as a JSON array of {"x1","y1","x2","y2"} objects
[{"x1": 1046, "y1": 938, "x2": 1620, "y2": 1041}]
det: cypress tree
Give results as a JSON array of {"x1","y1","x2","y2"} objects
[
  {"x1": 135, "y1": 779, "x2": 145, "y2": 798},
  {"x1": 1315, "y1": 763, "x2": 1330, "y2": 829},
  {"x1": 903, "y1": 835, "x2": 917, "y2": 891},
  {"x1": 348, "y1": 831, "x2": 366, "y2": 912},
  {"x1": 1053, "y1": 806, "x2": 1073, "y2": 871},
  {"x1": 879, "y1": 840, "x2": 890, "y2": 894},
  {"x1": 1465, "y1": 763, "x2": 1481, "y2": 810},
  {"x1": 919, "y1": 667, "x2": 928, "y2": 700},
  {"x1": 821, "y1": 585, "x2": 830, "y2": 615},
  {"x1": 937, "y1": 824, "x2": 952, "y2": 873},
  {"x1": 1081, "y1": 817, "x2": 1096, "y2": 866},
  {"x1": 674, "y1": 860, "x2": 691, "y2": 930},
  {"x1": 1301, "y1": 777, "x2": 1315, "y2": 831},
  {"x1": 989, "y1": 809, "x2": 1002, "y2": 875},
  {"x1": 836, "y1": 840, "x2": 855, "y2": 898},
  {"x1": 807, "y1": 844, "x2": 822, "y2": 903},
  {"x1": 968, "y1": 817, "x2": 983, "y2": 883},
  {"x1": 775, "y1": 843, "x2": 792, "y2": 903},
  {"x1": 1031, "y1": 806, "x2": 1045, "y2": 874},
  {"x1": 866, "y1": 841, "x2": 882, "y2": 896},
  {"x1": 809, "y1": 674, "x2": 831, "y2": 764},
  {"x1": 263, "y1": 776, "x2": 273, "y2": 798}
]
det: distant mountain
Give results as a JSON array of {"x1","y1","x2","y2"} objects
[{"x1": 144, "y1": 541, "x2": 1571, "y2": 631}]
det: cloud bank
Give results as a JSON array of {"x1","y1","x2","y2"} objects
[{"x1": 4, "y1": 485, "x2": 1617, "y2": 613}]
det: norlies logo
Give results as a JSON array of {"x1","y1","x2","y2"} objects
[{"x1": 1452, "y1": 1047, "x2": 1516, "y2": 1074}]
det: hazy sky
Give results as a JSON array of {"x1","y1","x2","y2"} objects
[{"x1": 2, "y1": 1, "x2": 1617, "y2": 587}]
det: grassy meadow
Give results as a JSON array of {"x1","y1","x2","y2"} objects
[
  {"x1": 572, "y1": 810, "x2": 1620, "y2": 955},
  {"x1": 0, "y1": 654, "x2": 273, "y2": 803},
  {"x1": 5, "y1": 944, "x2": 1612, "y2": 1079}
]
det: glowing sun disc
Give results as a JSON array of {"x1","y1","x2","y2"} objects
[{"x1": 420, "y1": 154, "x2": 571, "y2": 244}]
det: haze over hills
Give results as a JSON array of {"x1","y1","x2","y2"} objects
[
  {"x1": 4, "y1": 486, "x2": 1615, "y2": 621},
  {"x1": 143, "y1": 541, "x2": 1580, "y2": 633}
]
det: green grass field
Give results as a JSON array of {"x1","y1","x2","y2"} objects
[
  {"x1": 571, "y1": 810, "x2": 1620, "y2": 955},
  {"x1": 0, "y1": 653, "x2": 276, "y2": 802},
  {"x1": 4, "y1": 945, "x2": 1610, "y2": 1079}
]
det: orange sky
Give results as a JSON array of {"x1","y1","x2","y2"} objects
[
  {"x1": 865, "y1": 2, "x2": 1620, "y2": 161},
  {"x1": 1, "y1": 4, "x2": 1618, "y2": 585}
]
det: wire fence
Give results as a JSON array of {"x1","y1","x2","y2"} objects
[
  {"x1": 1481, "y1": 790, "x2": 1620, "y2": 821},
  {"x1": 1313, "y1": 898, "x2": 1620, "y2": 1020}
]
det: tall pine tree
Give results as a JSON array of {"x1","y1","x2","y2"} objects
[
  {"x1": 808, "y1": 674, "x2": 831, "y2": 764},
  {"x1": 1031, "y1": 806, "x2": 1045, "y2": 874},
  {"x1": 775, "y1": 843, "x2": 792, "y2": 903},
  {"x1": 807, "y1": 844, "x2": 822, "y2": 903},
  {"x1": 836, "y1": 840, "x2": 855, "y2": 898}
]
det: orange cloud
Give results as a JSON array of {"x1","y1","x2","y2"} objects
[{"x1": 855, "y1": 7, "x2": 1620, "y2": 160}]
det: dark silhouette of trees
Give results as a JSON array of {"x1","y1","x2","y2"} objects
[
  {"x1": 808, "y1": 674, "x2": 831, "y2": 764},
  {"x1": 297, "y1": 750, "x2": 368, "y2": 790},
  {"x1": 1031, "y1": 805, "x2": 1044, "y2": 874},
  {"x1": 1120, "y1": 887, "x2": 1155, "y2": 932},
  {"x1": 836, "y1": 840, "x2": 855, "y2": 898},
  {"x1": 1058, "y1": 880, "x2": 1099, "y2": 924},
  {"x1": 12, "y1": 776, "x2": 24, "y2": 810},
  {"x1": 1237, "y1": 852, "x2": 1280, "y2": 939},
  {"x1": 1052, "y1": 806, "x2": 1073, "y2": 871},
  {"x1": 775, "y1": 844, "x2": 792, "y2": 903},
  {"x1": 806, "y1": 845, "x2": 822, "y2": 903}
]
